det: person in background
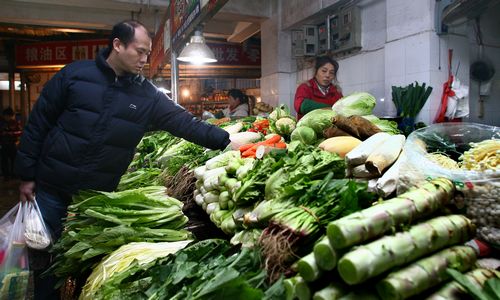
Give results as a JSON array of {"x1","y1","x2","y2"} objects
[
  {"x1": 14, "y1": 20, "x2": 230, "y2": 300},
  {"x1": 0, "y1": 107, "x2": 22, "y2": 181},
  {"x1": 223, "y1": 89, "x2": 249, "y2": 117},
  {"x1": 294, "y1": 56, "x2": 343, "y2": 119}
]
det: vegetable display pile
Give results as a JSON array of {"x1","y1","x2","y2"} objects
[
  {"x1": 90, "y1": 239, "x2": 285, "y2": 300},
  {"x1": 80, "y1": 240, "x2": 192, "y2": 299},
  {"x1": 286, "y1": 178, "x2": 486, "y2": 300},
  {"x1": 39, "y1": 98, "x2": 499, "y2": 300},
  {"x1": 47, "y1": 186, "x2": 191, "y2": 284}
]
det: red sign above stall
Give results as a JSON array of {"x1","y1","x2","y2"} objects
[
  {"x1": 207, "y1": 42, "x2": 261, "y2": 66},
  {"x1": 15, "y1": 39, "x2": 108, "y2": 67},
  {"x1": 150, "y1": 16, "x2": 168, "y2": 77}
]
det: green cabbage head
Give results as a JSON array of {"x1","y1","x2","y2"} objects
[
  {"x1": 290, "y1": 126, "x2": 317, "y2": 145},
  {"x1": 296, "y1": 109, "x2": 336, "y2": 137}
]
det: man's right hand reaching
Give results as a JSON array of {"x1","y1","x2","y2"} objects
[{"x1": 19, "y1": 181, "x2": 36, "y2": 202}]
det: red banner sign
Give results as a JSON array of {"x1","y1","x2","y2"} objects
[
  {"x1": 150, "y1": 21, "x2": 166, "y2": 78},
  {"x1": 207, "y1": 42, "x2": 261, "y2": 66},
  {"x1": 16, "y1": 39, "x2": 108, "y2": 67}
]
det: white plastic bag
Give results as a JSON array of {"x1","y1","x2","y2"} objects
[
  {"x1": 0, "y1": 203, "x2": 31, "y2": 299},
  {"x1": 24, "y1": 199, "x2": 52, "y2": 250},
  {"x1": 398, "y1": 123, "x2": 500, "y2": 246},
  {"x1": 0, "y1": 205, "x2": 20, "y2": 247}
]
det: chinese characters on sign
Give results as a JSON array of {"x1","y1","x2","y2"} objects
[
  {"x1": 16, "y1": 40, "x2": 108, "y2": 67},
  {"x1": 207, "y1": 42, "x2": 261, "y2": 66}
]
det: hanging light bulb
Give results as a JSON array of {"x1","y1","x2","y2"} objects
[{"x1": 177, "y1": 29, "x2": 217, "y2": 64}]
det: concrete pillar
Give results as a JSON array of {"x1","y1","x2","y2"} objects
[{"x1": 260, "y1": 0, "x2": 296, "y2": 112}]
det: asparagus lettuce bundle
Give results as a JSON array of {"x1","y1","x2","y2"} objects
[
  {"x1": 376, "y1": 245, "x2": 477, "y2": 300},
  {"x1": 337, "y1": 215, "x2": 475, "y2": 285},
  {"x1": 313, "y1": 282, "x2": 348, "y2": 300},
  {"x1": 313, "y1": 236, "x2": 341, "y2": 272},
  {"x1": 297, "y1": 236, "x2": 344, "y2": 282},
  {"x1": 427, "y1": 268, "x2": 500, "y2": 300},
  {"x1": 297, "y1": 252, "x2": 322, "y2": 282},
  {"x1": 327, "y1": 178, "x2": 455, "y2": 249}
]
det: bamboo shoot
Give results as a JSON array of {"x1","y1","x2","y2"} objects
[
  {"x1": 346, "y1": 132, "x2": 391, "y2": 166},
  {"x1": 365, "y1": 134, "x2": 405, "y2": 175}
]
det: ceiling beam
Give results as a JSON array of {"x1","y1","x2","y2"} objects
[
  {"x1": 0, "y1": 0, "x2": 162, "y2": 31},
  {"x1": 8, "y1": 0, "x2": 166, "y2": 12},
  {"x1": 227, "y1": 22, "x2": 260, "y2": 43}
]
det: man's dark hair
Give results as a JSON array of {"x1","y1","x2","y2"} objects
[
  {"x1": 228, "y1": 89, "x2": 248, "y2": 104},
  {"x1": 3, "y1": 107, "x2": 14, "y2": 116},
  {"x1": 108, "y1": 20, "x2": 150, "y2": 49},
  {"x1": 315, "y1": 56, "x2": 339, "y2": 78}
]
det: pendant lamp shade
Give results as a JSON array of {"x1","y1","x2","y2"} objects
[{"x1": 177, "y1": 30, "x2": 217, "y2": 64}]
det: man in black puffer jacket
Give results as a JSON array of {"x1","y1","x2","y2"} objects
[{"x1": 14, "y1": 20, "x2": 230, "y2": 299}]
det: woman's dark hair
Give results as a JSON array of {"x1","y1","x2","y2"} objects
[
  {"x1": 314, "y1": 56, "x2": 339, "y2": 78},
  {"x1": 108, "y1": 20, "x2": 149, "y2": 49},
  {"x1": 228, "y1": 89, "x2": 248, "y2": 104}
]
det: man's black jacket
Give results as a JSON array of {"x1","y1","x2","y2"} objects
[{"x1": 15, "y1": 48, "x2": 230, "y2": 195}]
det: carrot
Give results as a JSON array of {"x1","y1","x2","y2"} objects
[
  {"x1": 242, "y1": 145, "x2": 259, "y2": 157},
  {"x1": 242, "y1": 150, "x2": 257, "y2": 158},
  {"x1": 264, "y1": 134, "x2": 282, "y2": 144},
  {"x1": 269, "y1": 142, "x2": 287, "y2": 149},
  {"x1": 239, "y1": 135, "x2": 282, "y2": 153},
  {"x1": 239, "y1": 143, "x2": 256, "y2": 152}
]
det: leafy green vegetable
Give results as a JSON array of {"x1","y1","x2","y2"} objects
[
  {"x1": 233, "y1": 151, "x2": 286, "y2": 205},
  {"x1": 95, "y1": 239, "x2": 285, "y2": 300},
  {"x1": 332, "y1": 92, "x2": 376, "y2": 116},
  {"x1": 447, "y1": 268, "x2": 500, "y2": 300},
  {"x1": 130, "y1": 131, "x2": 180, "y2": 169},
  {"x1": 272, "y1": 174, "x2": 374, "y2": 238},
  {"x1": 361, "y1": 115, "x2": 400, "y2": 135},
  {"x1": 47, "y1": 186, "x2": 190, "y2": 285},
  {"x1": 484, "y1": 277, "x2": 500, "y2": 300},
  {"x1": 117, "y1": 168, "x2": 162, "y2": 191},
  {"x1": 296, "y1": 109, "x2": 336, "y2": 136}
]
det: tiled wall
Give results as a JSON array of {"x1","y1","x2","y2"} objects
[{"x1": 262, "y1": 0, "x2": 497, "y2": 126}]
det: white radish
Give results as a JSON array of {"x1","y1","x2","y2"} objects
[{"x1": 223, "y1": 122, "x2": 243, "y2": 134}]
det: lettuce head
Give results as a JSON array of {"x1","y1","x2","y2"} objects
[{"x1": 332, "y1": 92, "x2": 376, "y2": 116}]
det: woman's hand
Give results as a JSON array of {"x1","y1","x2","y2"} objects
[{"x1": 19, "y1": 181, "x2": 36, "y2": 202}]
